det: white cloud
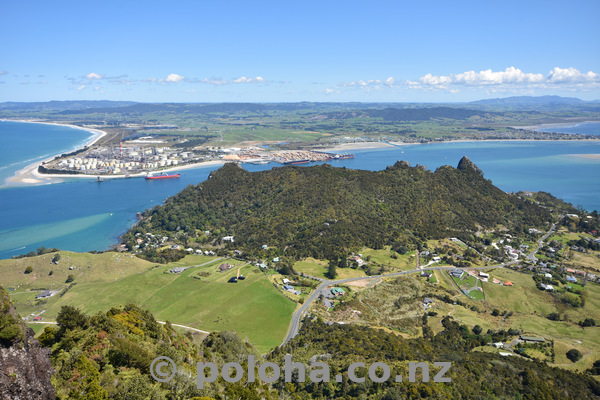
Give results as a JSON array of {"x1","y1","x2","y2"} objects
[
  {"x1": 86, "y1": 72, "x2": 104, "y2": 80},
  {"x1": 547, "y1": 67, "x2": 598, "y2": 83},
  {"x1": 201, "y1": 77, "x2": 228, "y2": 86},
  {"x1": 414, "y1": 67, "x2": 599, "y2": 89},
  {"x1": 231, "y1": 76, "x2": 265, "y2": 84},
  {"x1": 200, "y1": 76, "x2": 267, "y2": 86},
  {"x1": 77, "y1": 85, "x2": 86, "y2": 90},
  {"x1": 165, "y1": 73, "x2": 185, "y2": 83}
]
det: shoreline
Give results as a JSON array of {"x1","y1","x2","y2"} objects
[
  {"x1": 1, "y1": 119, "x2": 107, "y2": 187},
  {"x1": 2, "y1": 118, "x2": 599, "y2": 187},
  {"x1": 511, "y1": 120, "x2": 600, "y2": 131}
]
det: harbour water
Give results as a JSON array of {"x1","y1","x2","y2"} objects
[{"x1": 0, "y1": 120, "x2": 599, "y2": 258}]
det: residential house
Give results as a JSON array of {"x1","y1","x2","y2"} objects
[
  {"x1": 219, "y1": 263, "x2": 233, "y2": 272},
  {"x1": 35, "y1": 290, "x2": 53, "y2": 300},
  {"x1": 520, "y1": 335, "x2": 545, "y2": 344}
]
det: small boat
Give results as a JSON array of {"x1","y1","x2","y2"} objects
[{"x1": 145, "y1": 173, "x2": 180, "y2": 180}]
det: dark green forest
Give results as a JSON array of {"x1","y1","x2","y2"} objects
[{"x1": 125, "y1": 158, "x2": 553, "y2": 261}]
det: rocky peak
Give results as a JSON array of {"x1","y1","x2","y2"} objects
[{"x1": 457, "y1": 156, "x2": 483, "y2": 175}]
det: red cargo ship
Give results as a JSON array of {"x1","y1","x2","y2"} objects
[{"x1": 145, "y1": 173, "x2": 180, "y2": 180}]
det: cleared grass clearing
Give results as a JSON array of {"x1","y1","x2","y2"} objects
[
  {"x1": 4, "y1": 253, "x2": 295, "y2": 353},
  {"x1": 0, "y1": 251, "x2": 154, "y2": 291},
  {"x1": 359, "y1": 247, "x2": 417, "y2": 270},
  {"x1": 293, "y1": 258, "x2": 365, "y2": 280}
]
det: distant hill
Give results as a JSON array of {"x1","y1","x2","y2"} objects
[
  {"x1": 0, "y1": 100, "x2": 138, "y2": 112},
  {"x1": 59, "y1": 102, "x2": 412, "y2": 115},
  {"x1": 126, "y1": 158, "x2": 552, "y2": 260},
  {"x1": 365, "y1": 106, "x2": 488, "y2": 121},
  {"x1": 470, "y1": 95, "x2": 586, "y2": 106}
]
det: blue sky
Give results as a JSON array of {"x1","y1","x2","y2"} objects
[{"x1": 1, "y1": 0, "x2": 599, "y2": 102}]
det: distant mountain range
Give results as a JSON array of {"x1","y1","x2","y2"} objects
[
  {"x1": 1, "y1": 96, "x2": 598, "y2": 111},
  {"x1": 469, "y1": 95, "x2": 591, "y2": 106},
  {"x1": 0, "y1": 100, "x2": 138, "y2": 112}
]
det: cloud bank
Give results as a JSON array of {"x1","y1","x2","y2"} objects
[{"x1": 408, "y1": 67, "x2": 599, "y2": 89}]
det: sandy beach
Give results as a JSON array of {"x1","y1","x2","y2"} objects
[
  {"x1": 2, "y1": 120, "x2": 108, "y2": 186},
  {"x1": 316, "y1": 141, "x2": 399, "y2": 152},
  {"x1": 4, "y1": 117, "x2": 599, "y2": 187},
  {"x1": 569, "y1": 154, "x2": 600, "y2": 160},
  {"x1": 512, "y1": 121, "x2": 600, "y2": 131}
]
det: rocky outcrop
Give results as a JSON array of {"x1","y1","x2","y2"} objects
[
  {"x1": 457, "y1": 155, "x2": 483, "y2": 175},
  {"x1": 0, "y1": 287, "x2": 54, "y2": 400}
]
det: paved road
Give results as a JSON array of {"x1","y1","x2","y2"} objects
[
  {"x1": 282, "y1": 222, "x2": 558, "y2": 347},
  {"x1": 527, "y1": 223, "x2": 557, "y2": 262},
  {"x1": 280, "y1": 262, "x2": 517, "y2": 347}
]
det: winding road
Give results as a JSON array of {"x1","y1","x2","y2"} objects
[
  {"x1": 281, "y1": 262, "x2": 519, "y2": 346},
  {"x1": 281, "y1": 221, "x2": 558, "y2": 347}
]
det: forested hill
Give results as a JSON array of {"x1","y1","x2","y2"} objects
[{"x1": 128, "y1": 158, "x2": 552, "y2": 260}]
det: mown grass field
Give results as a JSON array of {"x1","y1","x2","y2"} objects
[
  {"x1": 2, "y1": 253, "x2": 296, "y2": 353},
  {"x1": 293, "y1": 258, "x2": 366, "y2": 280}
]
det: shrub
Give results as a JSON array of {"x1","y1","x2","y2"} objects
[
  {"x1": 547, "y1": 312, "x2": 560, "y2": 321},
  {"x1": 566, "y1": 349, "x2": 583, "y2": 363},
  {"x1": 24, "y1": 266, "x2": 33, "y2": 274},
  {"x1": 0, "y1": 324, "x2": 22, "y2": 344}
]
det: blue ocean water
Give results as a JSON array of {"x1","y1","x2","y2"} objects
[
  {"x1": 0, "y1": 120, "x2": 94, "y2": 186},
  {"x1": 0, "y1": 120, "x2": 599, "y2": 258}
]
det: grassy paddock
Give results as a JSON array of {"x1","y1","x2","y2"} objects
[{"x1": 3, "y1": 253, "x2": 295, "y2": 353}]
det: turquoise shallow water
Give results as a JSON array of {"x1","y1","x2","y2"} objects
[{"x1": 0, "y1": 121, "x2": 599, "y2": 258}]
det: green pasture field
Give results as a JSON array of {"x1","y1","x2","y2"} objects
[
  {"x1": 3, "y1": 253, "x2": 296, "y2": 353},
  {"x1": 456, "y1": 267, "x2": 600, "y2": 372},
  {"x1": 359, "y1": 247, "x2": 417, "y2": 270},
  {"x1": 293, "y1": 258, "x2": 366, "y2": 280},
  {"x1": 0, "y1": 251, "x2": 155, "y2": 291}
]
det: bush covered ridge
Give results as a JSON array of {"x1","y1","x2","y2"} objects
[
  {"x1": 125, "y1": 159, "x2": 553, "y2": 261},
  {"x1": 23, "y1": 301, "x2": 600, "y2": 399},
  {"x1": 38, "y1": 304, "x2": 273, "y2": 399}
]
